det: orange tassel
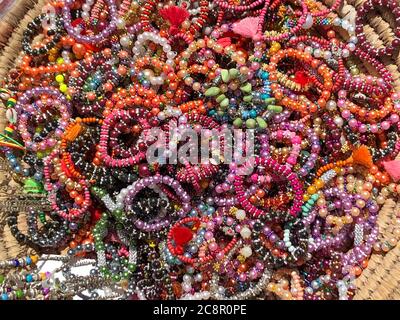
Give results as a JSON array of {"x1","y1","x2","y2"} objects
[{"x1": 351, "y1": 145, "x2": 373, "y2": 169}]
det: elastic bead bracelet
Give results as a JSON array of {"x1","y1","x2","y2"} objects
[{"x1": 234, "y1": 156, "x2": 304, "y2": 218}]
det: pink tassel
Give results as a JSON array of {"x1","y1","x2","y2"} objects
[
  {"x1": 217, "y1": 37, "x2": 232, "y2": 47},
  {"x1": 159, "y1": 6, "x2": 189, "y2": 35},
  {"x1": 232, "y1": 17, "x2": 260, "y2": 40},
  {"x1": 383, "y1": 160, "x2": 400, "y2": 182}
]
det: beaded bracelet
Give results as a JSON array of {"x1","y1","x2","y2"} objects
[
  {"x1": 267, "y1": 48, "x2": 333, "y2": 114},
  {"x1": 234, "y1": 156, "x2": 304, "y2": 218},
  {"x1": 98, "y1": 109, "x2": 149, "y2": 167},
  {"x1": 355, "y1": 0, "x2": 400, "y2": 57},
  {"x1": 140, "y1": 0, "x2": 209, "y2": 37},
  {"x1": 48, "y1": 179, "x2": 91, "y2": 222},
  {"x1": 63, "y1": 0, "x2": 118, "y2": 45},
  {"x1": 124, "y1": 175, "x2": 191, "y2": 227},
  {"x1": 22, "y1": 14, "x2": 64, "y2": 56}
]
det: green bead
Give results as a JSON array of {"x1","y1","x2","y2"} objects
[
  {"x1": 112, "y1": 274, "x2": 121, "y2": 282},
  {"x1": 233, "y1": 118, "x2": 243, "y2": 128},
  {"x1": 267, "y1": 105, "x2": 283, "y2": 113},
  {"x1": 229, "y1": 68, "x2": 239, "y2": 79},
  {"x1": 240, "y1": 83, "x2": 252, "y2": 93},
  {"x1": 15, "y1": 289, "x2": 24, "y2": 299},
  {"x1": 113, "y1": 209, "x2": 123, "y2": 218},
  {"x1": 220, "y1": 98, "x2": 229, "y2": 109},
  {"x1": 245, "y1": 119, "x2": 256, "y2": 129},
  {"x1": 0, "y1": 274, "x2": 4, "y2": 284},
  {"x1": 311, "y1": 194, "x2": 319, "y2": 201},
  {"x1": 128, "y1": 264, "x2": 136, "y2": 272},
  {"x1": 216, "y1": 94, "x2": 226, "y2": 103},
  {"x1": 38, "y1": 212, "x2": 46, "y2": 224},
  {"x1": 243, "y1": 95, "x2": 253, "y2": 102},
  {"x1": 205, "y1": 87, "x2": 221, "y2": 97},
  {"x1": 100, "y1": 266, "x2": 107, "y2": 273},
  {"x1": 256, "y1": 117, "x2": 267, "y2": 129},
  {"x1": 221, "y1": 69, "x2": 230, "y2": 83},
  {"x1": 263, "y1": 98, "x2": 276, "y2": 105}
]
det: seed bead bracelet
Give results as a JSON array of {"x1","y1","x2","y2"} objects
[
  {"x1": 177, "y1": 38, "x2": 248, "y2": 77},
  {"x1": 67, "y1": 125, "x2": 116, "y2": 187},
  {"x1": 17, "y1": 99, "x2": 71, "y2": 152},
  {"x1": 234, "y1": 156, "x2": 304, "y2": 218},
  {"x1": 289, "y1": 33, "x2": 347, "y2": 75},
  {"x1": 98, "y1": 109, "x2": 150, "y2": 168},
  {"x1": 261, "y1": 130, "x2": 303, "y2": 169},
  {"x1": 67, "y1": 49, "x2": 132, "y2": 116},
  {"x1": 355, "y1": 0, "x2": 400, "y2": 58}
]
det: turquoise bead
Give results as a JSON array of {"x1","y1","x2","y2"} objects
[{"x1": 26, "y1": 274, "x2": 33, "y2": 283}]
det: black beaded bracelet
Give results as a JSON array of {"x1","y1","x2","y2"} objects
[
  {"x1": 22, "y1": 14, "x2": 64, "y2": 56},
  {"x1": 7, "y1": 208, "x2": 70, "y2": 248}
]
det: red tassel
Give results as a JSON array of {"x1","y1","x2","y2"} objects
[
  {"x1": 293, "y1": 71, "x2": 310, "y2": 86},
  {"x1": 159, "y1": 6, "x2": 189, "y2": 35},
  {"x1": 383, "y1": 160, "x2": 400, "y2": 182},
  {"x1": 172, "y1": 226, "x2": 193, "y2": 246}
]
